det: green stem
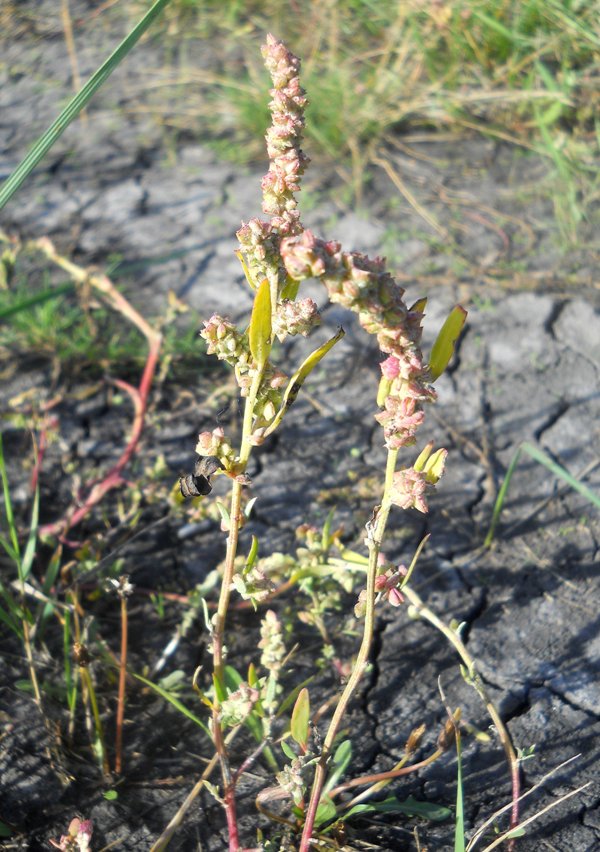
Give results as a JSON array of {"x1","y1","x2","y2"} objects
[
  {"x1": 211, "y1": 367, "x2": 265, "y2": 852},
  {"x1": 299, "y1": 448, "x2": 398, "y2": 851},
  {"x1": 401, "y1": 584, "x2": 520, "y2": 839},
  {"x1": 81, "y1": 665, "x2": 109, "y2": 775},
  {"x1": 115, "y1": 593, "x2": 128, "y2": 774}
]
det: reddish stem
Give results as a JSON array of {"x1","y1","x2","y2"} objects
[
  {"x1": 39, "y1": 335, "x2": 161, "y2": 539},
  {"x1": 224, "y1": 786, "x2": 240, "y2": 852}
]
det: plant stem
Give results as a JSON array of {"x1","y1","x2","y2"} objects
[
  {"x1": 332, "y1": 748, "x2": 443, "y2": 803},
  {"x1": 30, "y1": 236, "x2": 162, "y2": 540},
  {"x1": 401, "y1": 584, "x2": 521, "y2": 841},
  {"x1": 210, "y1": 368, "x2": 264, "y2": 852},
  {"x1": 299, "y1": 449, "x2": 398, "y2": 851},
  {"x1": 80, "y1": 665, "x2": 109, "y2": 775},
  {"x1": 115, "y1": 592, "x2": 128, "y2": 774}
]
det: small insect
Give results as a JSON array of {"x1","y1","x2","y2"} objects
[{"x1": 179, "y1": 455, "x2": 225, "y2": 499}]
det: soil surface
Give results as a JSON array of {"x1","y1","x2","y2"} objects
[{"x1": 1, "y1": 4, "x2": 599, "y2": 851}]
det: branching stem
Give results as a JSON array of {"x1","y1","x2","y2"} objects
[
  {"x1": 299, "y1": 448, "x2": 398, "y2": 851},
  {"x1": 401, "y1": 584, "x2": 520, "y2": 842}
]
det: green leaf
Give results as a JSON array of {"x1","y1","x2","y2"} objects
[
  {"x1": 344, "y1": 795, "x2": 451, "y2": 822},
  {"x1": 0, "y1": 434, "x2": 20, "y2": 561},
  {"x1": 216, "y1": 501, "x2": 231, "y2": 530},
  {"x1": 249, "y1": 278, "x2": 272, "y2": 368},
  {"x1": 276, "y1": 675, "x2": 315, "y2": 717},
  {"x1": 37, "y1": 546, "x2": 63, "y2": 634},
  {"x1": 0, "y1": 820, "x2": 13, "y2": 837},
  {"x1": 132, "y1": 673, "x2": 210, "y2": 736},
  {"x1": 224, "y1": 666, "x2": 244, "y2": 692},
  {"x1": 234, "y1": 250, "x2": 258, "y2": 291},
  {"x1": 314, "y1": 794, "x2": 337, "y2": 827},
  {"x1": 290, "y1": 687, "x2": 310, "y2": 750},
  {"x1": 0, "y1": 282, "x2": 74, "y2": 321},
  {"x1": 264, "y1": 327, "x2": 345, "y2": 436},
  {"x1": 484, "y1": 441, "x2": 600, "y2": 546},
  {"x1": 247, "y1": 662, "x2": 259, "y2": 688},
  {"x1": 245, "y1": 536, "x2": 259, "y2": 574},
  {"x1": 20, "y1": 485, "x2": 39, "y2": 582},
  {"x1": 0, "y1": 536, "x2": 20, "y2": 565},
  {"x1": 429, "y1": 305, "x2": 467, "y2": 381},
  {"x1": 264, "y1": 671, "x2": 280, "y2": 711},
  {"x1": 0, "y1": 605, "x2": 22, "y2": 639},
  {"x1": 0, "y1": 0, "x2": 172, "y2": 211},
  {"x1": 213, "y1": 672, "x2": 227, "y2": 704},
  {"x1": 281, "y1": 738, "x2": 297, "y2": 761},
  {"x1": 376, "y1": 375, "x2": 392, "y2": 407},
  {"x1": 280, "y1": 277, "x2": 300, "y2": 300},
  {"x1": 505, "y1": 827, "x2": 526, "y2": 838},
  {"x1": 535, "y1": 100, "x2": 564, "y2": 128},
  {"x1": 103, "y1": 789, "x2": 119, "y2": 801},
  {"x1": 323, "y1": 739, "x2": 352, "y2": 793}
]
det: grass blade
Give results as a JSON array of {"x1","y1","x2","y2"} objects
[
  {"x1": 0, "y1": 283, "x2": 75, "y2": 322},
  {"x1": 20, "y1": 486, "x2": 39, "y2": 582},
  {"x1": 0, "y1": 434, "x2": 21, "y2": 561},
  {"x1": 133, "y1": 672, "x2": 211, "y2": 737},
  {"x1": 454, "y1": 728, "x2": 465, "y2": 852},
  {"x1": 521, "y1": 442, "x2": 600, "y2": 508},
  {"x1": 485, "y1": 442, "x2": 600, "y2": 547},
  {"x1": 0, "y1": 0, "x2": 171, "y2": 211}
]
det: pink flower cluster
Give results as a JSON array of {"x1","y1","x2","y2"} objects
[
  {"x1": 279, "y1": 230, "x2": 436, "y2": 450},
  {"x1": 50, "y1": 819, "x2": 92, "y2": 852},
  {"x1": 261, "y1": 33, "x2": 309, "y2": 236},
  {"x1": 390, "y1": 448, "x2": 448, "y2": 514},
  {"x1": 236, "y1": 34, "x2": 309, "y2": 293},
  {"x1": 201, "y1": 314, "x2": 286, "y2": 436},
  {"x1": 200, "y1": 314, "x2": 249, "y2": 370},
  {"x1": 272, "y1": 296, "x2": 321, "y2": 341},
  {"x1": 195, "y1": 426, "x2": 235, "y2": 465}
]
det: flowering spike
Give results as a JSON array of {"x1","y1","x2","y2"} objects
[
  {"x1": 236, "y1": 36, "x2": 309, "y2": 299},
  {"x1": 280, "y1": 230, "x2": 438, "y2": 450}
]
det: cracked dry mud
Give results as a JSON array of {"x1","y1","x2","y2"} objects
[{"x1": 1, "y1": 4, "x2": 600, "y2": 851}]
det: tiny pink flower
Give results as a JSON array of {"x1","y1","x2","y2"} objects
[
  {"x1": 380, "y1": 355, "x2": 400, "y2": 380},
  {"x1": 387, "y1": 587, "x2": 405, "y2": 607},
  {"x1": 390, "y1": 467, "x2": 430, "y2": 514}
]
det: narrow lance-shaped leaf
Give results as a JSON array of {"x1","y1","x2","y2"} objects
[
  {"x1": 344, "y1": 795, "x2": 452, "y2": 822},
  {"x1": 290, "y1": 687, "x2": 310, "y2": 751},
  {"x1": 484, "y1": 441, "x2": 600, "y2": 547},
  {"x1": 234, "y1": 250, "x2": 257, "y2": 291},
  {"x1": 454, "y1": 726, "x2": 466, "y2": 852},
  {"x1": 264, "y1": 327, "x2": 345, "y2": 437},
  {"x1": 0, "y1": 283, "x2": 75, "y2": 322},
  {"x1": 0, "y1": 434, "x2": 20, "y2": 560},
  {"x1": 429, "y1": 305, "x2": 467, "y2": 382},
  {"x1": 314, "y1": 795, "x2": 337, "y2": 828},
  {"x1": 376, "y1": 375, "x2": 392, "y2": 408},
  {"x1": 20, "y1": 486, "x2": 40, "y2": 582},
  {"x1": 245, "y1": 535, "x2": 259, "y2": 574},
  {"x1": 323, "y1": 739, "x2": 352, "y2": 793},
  {"x1": 249, "y1": 278, "x2": 272, "y2": 368},
  {"x1": 133, "y1": 673, "x2": 210, "y2": 736},
  {"x1": 280, "y1": 275, "x2": 300, "y2": 301}
]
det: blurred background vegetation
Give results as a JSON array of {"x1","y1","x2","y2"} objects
[
  {"x1": 125, "y1": 0, "x2": 599, "y2": 243},
  {"x1": 1, "y1": 0, "x2": 598, "y2": 371}
]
